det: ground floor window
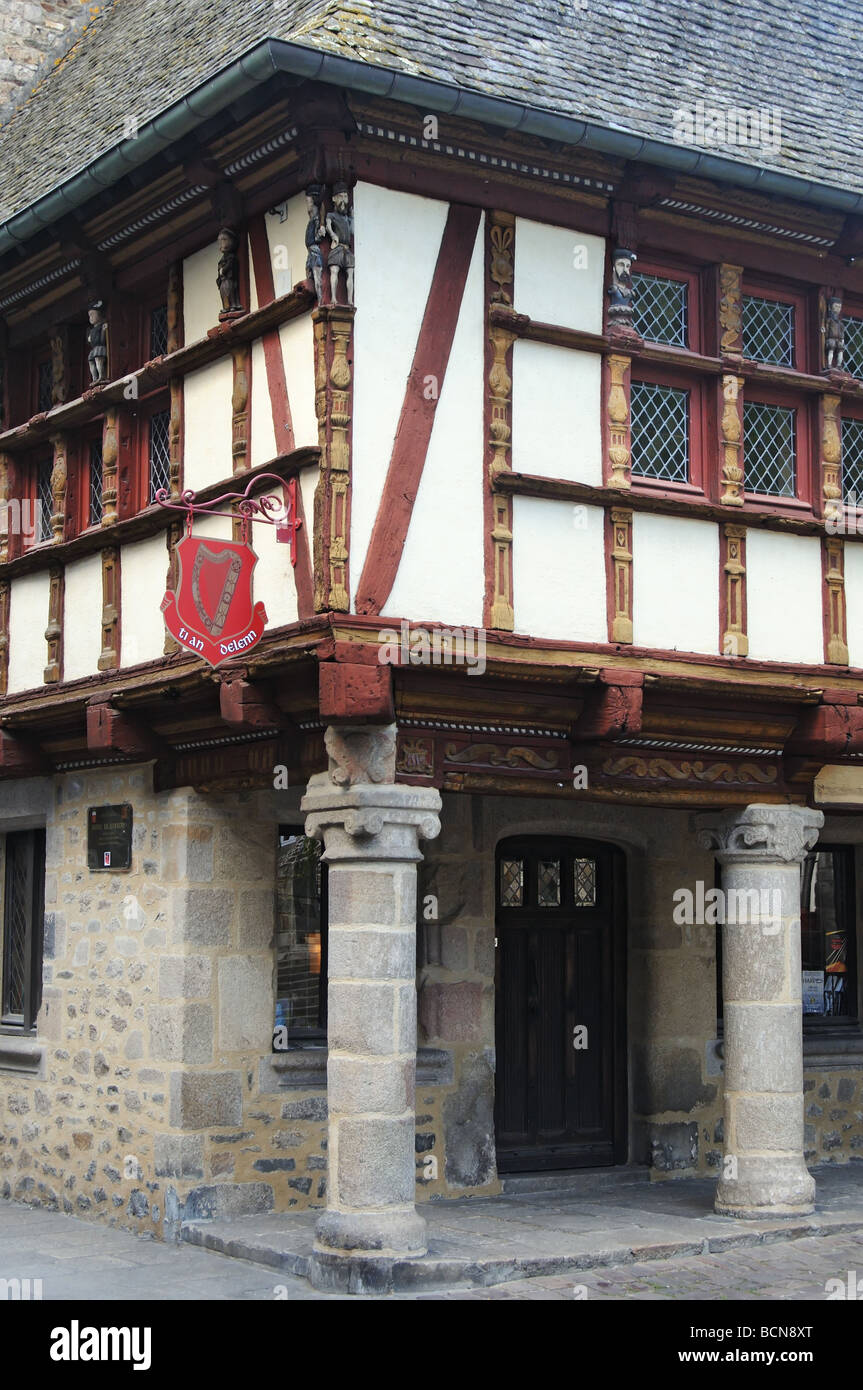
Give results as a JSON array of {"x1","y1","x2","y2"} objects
[
  {"x1": 273, "y1": 826, "x2": 326, "y2": 1049},
  {"x1": 1, "y1": 828, "x2": 46, "y2": 1031}
]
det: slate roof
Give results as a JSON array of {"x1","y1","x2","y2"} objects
[{"x1": 0, "y1": 0, "x2": 860, "y2": 224}]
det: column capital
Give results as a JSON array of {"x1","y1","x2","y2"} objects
[{"x1": 695, "y1": 803, "x2": 823, "y2": 864}]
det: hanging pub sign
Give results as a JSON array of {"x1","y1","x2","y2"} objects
[
  {"x1": 155, "y1": 474, "x2": 301, "y2": 669},
  {"x1": 87, "y1": 804, "x2": 133, "y2": 871}
]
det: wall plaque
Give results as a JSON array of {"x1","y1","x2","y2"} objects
[{"x1": 87, "y1": 804, "x2": 133, "y2": 871}]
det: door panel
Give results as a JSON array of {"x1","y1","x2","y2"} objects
[{"x1": 494, "y1": 837, "x2": 626, "y2": 1172}]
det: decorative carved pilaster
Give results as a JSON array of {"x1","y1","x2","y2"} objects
[
  {"x1": 719, "y1": 373, "x2": 745, "y2": 505},
  {"x1": 49, "y1": 434, "x2": 67, "y2": 542},
  {"x1": 166, "y1": 262, "x2": 182, "y2": 355},
  {"x1": 605, "y1": 354, "x2": 631, "y2": 489},
  {"x1": 0, "y1": 452, "x2": 9, "y2": 563},
  {"x1": 164, "y1": 519, "x2": 182, "y2": 655},
  {"x1": 718, "y1": 263, "x2": 744, "y2": 358},
  {"x1": 50, "y1": 327, "x2": 69, "y2": 406},
  {"x1": 488, "y1": 317, "x2": 516, "y2": 629},
  {"x1": 101, "y1": 408, "x2": 119, "y2": 526},
  {"x1": 313, "y1": 303, "x2": 354, "y2": 612},
  {"x1": 820, "y1": 392, "x2": 842, "y2": 525},
  {"x1": 97, "y1": 547, "x2": 120, "y2": 671},
  {"x1": 721, "y1": 524, "x2": 748, "y2": 657},
  {"x1": 609, "y1": 508, "x2": 633, "y2": 643},
  {"x1": 0, "y1": 578, "x2": 9, "y2": 696},
  {"x1": 169, "y1": 379, "x2": 182, "y2": 496},
  {"x1": 231, "y1": 344, "x2": 251, "y2": 475},
  {"x1": 824, "y1": 536, "x2": 849, "y2": 665},
  {"x1": 44, "y1": 564, "x2": 64, "y2": 683},
  {"x1": 489, "y1": 210, "x2": 514, "y2": 305}
]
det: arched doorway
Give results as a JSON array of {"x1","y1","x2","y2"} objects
[{"x1": 494, "y1": 836, "x2": 627, "y2": 1172}]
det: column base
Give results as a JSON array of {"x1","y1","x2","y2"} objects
[
  {"x1": 715, "y1": 1157, "x2": 815, "y2": 1219},
  {"x1": 314, "y1": 1206, "x2": 427, "y2": 1257}
]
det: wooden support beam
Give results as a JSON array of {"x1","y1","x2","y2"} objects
[
  {"x1": 86, "y1": 696, "x2": 165, "y2": 758},
  {"x1": 218, "y1": 674, "x2": 282, "y2": 729},
  {"x1": 0, "y1": 729, "x2": 47, "y2": 774},
  {"x1": 574, "y1": 669, "x2": 644, "y2": 740}
]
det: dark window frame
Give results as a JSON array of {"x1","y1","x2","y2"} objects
[
  {"x1": 275, "y1": 824, "x2": 328, "y2": 1049},
  {"x1": 1, "y1": 828, "x2": 46, "y2": 1032}
]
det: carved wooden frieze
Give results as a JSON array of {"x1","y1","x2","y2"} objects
[
  {"x1": 718, "y1": 263, "x2": 743, "y2": 357},
  {"x1": 823, "y1": 535, "x2": 849, "y2": 666},
  {"x1": 719, "y1": 374, "x2": 744, "y2": 506},
  {"x1": 97, "y1": 547, "x2": 120, "y2": 671},
  {"x1": 608, "y1": 507, "x2": 633, "y2": 643},
  {"x1": 605, "y1": 354, "x2": 631, "y2": 489},
  {"x1": 602, "y1": 754, "x2": 778, "y2": 785},
  {"x1": 444, "y1": 740, "x2": 561, "y2": 770},
  {"x1": 721, "y1": 524, "x2": 748, "y2": 658},
  {"x1": 44, "y1": 563, "x2": 64, "y2": 683}
]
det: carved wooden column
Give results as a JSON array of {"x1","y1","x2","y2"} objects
[
  {"x1": 50, "y1": 327, "x2": 69, "y2": 407},
  {"x1": 97, "y1": 547, "x2": 120, "y2": 670},
  {"x1": 44, "y1": 565, "x2": 64, "y2": 683},
  {"x1": 50, "y1": 433, "x2": 67, "y2": 542},
  {"x1": 0, "y1": 579, "x2": 9, "y2": 696},
  {"x1": 719, "y1": 374, "x2": 745, "y2": 505},
  {"x1": 823, "y1": 535, "x2": 849, "y2": 665},
  {"x1": 718, "y1": 263, "x2": 744, "y2": 358},
  {"x1": 313, "y1": 303, "x2": 354, "y2": 612},
  {"x1": 820, "y1": 392, "x2": 842, "y2": 525},
  {"x1": 167, "y1": 262, "x2": 183, "y2": 497},
  {"x1": 608, "y1": 508, "x2": 633, "y2": 643},
  {"x1": 0, "y1": 452, "x2": 10, "y2": 563},
  {"x1": 101, "y1": 408, "x2": 119, "y2": 526},
  {"x1": 604, "y1": 354, "x2": 632, "y2": 490},
  {"x1": 485, "y1": 211, "x2": 516, "y2": 631},
  {"x1": 231, "y1": 345, "x2": 251, "y2": 475},
  {"x1": 721, "y1": 524, "x2": 748, "y2": 656}
]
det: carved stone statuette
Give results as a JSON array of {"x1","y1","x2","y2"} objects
[
  {"x1": 216, "y1": 227, "x2": 243, "y2": 317},
  {"x1": 325, "y1": 182, "x2": 355, "y2": 306},
  {"x1": 607, "y1": 248, "x2": 637, "y2": 331},
  {"x1": 305, "y1": 185, "x2": 325, "y2": 305},
  {"x1": 823, "y1": 294, "x2": 845, "y2": 371},
  {"x1": 86, "y1": 301, "x2": 108, "y2": 383}
]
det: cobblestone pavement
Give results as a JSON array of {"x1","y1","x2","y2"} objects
[{"x1": 1, "y1": 1199, "x2": 861, "y2": 1300}]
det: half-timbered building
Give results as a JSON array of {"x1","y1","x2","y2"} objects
[{"x1": 0, "y1": 0, "x2": 861, "y2": 1288}]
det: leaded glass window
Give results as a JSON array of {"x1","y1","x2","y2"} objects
[
  {"x1": 37, "y1": 361, "x2": 53, "y2": 414},
  {"x1": 148, "y1": 409, "x2": 171, "y2": 502},
  {"x1": 842, "y1": 316, "x2": 863, "y2": 379},
  {"x1": 742, "y1": 294, "x2": 794, "y2": 366},
  {"x1": 537, "y1": 860, "x2": 561, "y2": 907},
  {"x1": 274, "y1": 828, "x2": 326, "y2": 1047},
  {"x1": 743, "y1": 401, "x2": 796, "y2": 496},
  {"x1": 2, "y1": 829, "x2": 46, "y2": 1029},
  {"x1": 631, "y1": 273, "x2": 688, "y2": 347},
  {"x1": 630, "y1": 381, "x2": 689, "y2": 483},
  {"x1": 89, "y1": 439, "x2": 103, "y2": 526},
  {"x1": 573, "y1": 858, "x2": 597, "y2": 907},
  {"x1": 37, "y1": 458, "x2": 53, "y2": 542},
  {"x1": 150, "y1": 304, "x2": 169, "y2": 359},
  {"x1": 500, "y1": 859, "x2": 524, "y2": 908}
]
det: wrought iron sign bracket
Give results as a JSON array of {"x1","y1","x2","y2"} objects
[{"x1": 155, "y1": 473, "x2": 302, "y2": 565}]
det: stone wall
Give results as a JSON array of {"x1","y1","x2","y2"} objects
[{"x1": 0, "y1": 0, "x2": 92, "y2": 118}]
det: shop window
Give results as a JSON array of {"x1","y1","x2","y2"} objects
[
  {"x1": 743, "y1": 400, "x2": 796, "y2": 497},
  {"x1": 841, "y1": 417, "x2": 863, "y2": 503},
  {"x1": 273, "y1": 827, "x2": 326, "y2": 1049},
  {"x1": 1, "y1": 829, "x2": 46, "y2": 1030},
  {"x1": 630, "y1": 381, "x2": 689, "y2": 483},
  {"x1": 842, "y1": 316, "x2": 863, "y2": 379},
  {"x1": 632, "y1": 272, "x2": 688, "y2": 347},
  {"x1": 742, "y1": 294, "x2": 795, "y2": 366},
  {"x1": 801, "y1": 848, "x2": 857, "y2": 1023}
]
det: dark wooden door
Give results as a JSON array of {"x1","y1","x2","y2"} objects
[{"x1": 494, "y1": 837, "x2": 626, "y2": 1172}]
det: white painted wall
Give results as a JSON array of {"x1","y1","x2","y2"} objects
[
  {"x1": 351, "y1": 183, "x2": 450, "y2": 609},
  {"x1": 121, "y1": 536, "x2": 171, "y2": 667},
  {"x1": 512, "y1": 497, "x2": 607, "y2": 643},
  {"x1": 280, "y1": 316, "x2": 317, "y2": 450},
  {"x1": 511, "y1": 341, "x2": 602, "y2": 484},
  {"x1": 63, "y1": 553, "x2": 104, "y2": 682},
  {"x1": 632, "y1": 513, "x2": 719, "y2": 654},
  {"x1": 385, "y1": 217, "x2": 485, "y2": 626},
  {"x1": 746, "y1": 531, "x2": 823, "y2": 664},
  {"x1": 299, "y1": 465, "x2": 318, "y2": 559},
  {"x1": 183, "y1": 358, "x2": 234, "y2": 492},
  {"x1": 183, "y1": 241, "x2": 220, "y2": 344},
  {"x1": 845, "y1": 542, "x2": 863, "y2": 669},
  {"x1": 263, "y1": 196, "x2": 308, "y2": 300},
  {"x1": 7, "y1": 572, "x2": 50, "y2": 693},
  {"x1": 514, "y1": 219, "x2": 605, "y2": 333},
  {"x1": 253, "y1": 511, "x2": 299, "y2": 630},
  {"x1": 250, "y1": 337, "x2": 277, "y2": 468}
]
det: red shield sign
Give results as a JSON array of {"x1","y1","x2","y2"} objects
[{"x1": 161, "y1": 535, "x2": 268, "y2": 667}]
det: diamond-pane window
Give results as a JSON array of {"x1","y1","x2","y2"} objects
[
  {"x1": 2, "y1": 828, "x2": 46, "y2": 1030},
  {"x1": 537, "y1": 860, "x2": 561, "y2": 907},
  {"x1": 150, "y1": 304, "x2": 169, "y2": 359},
  {"x1": 743, "y1": 401, "x2": 796, "y2": 496},
  {"x1": 37, "y1": 458, "x2": 53, "y2": 541},
  {"x1": 742, "y1": 295, "x2": 795, "y2": 366},
  {"x1": 573, "y1": 858, "x2": 597, "y2": 907},
  {"x1": 89, "y1": 439, "x2": 103, "y2": 526},
  {"x1": 843, "y1": 317, "x2": 863, "y2": 379},
  {"x1": 842, "y1": 417, "x2": 863, "y2": 504},
  {"x1": 630, "y1": 381, "x2": 689, "y2": 482},
  {"x1": 500, "y1": 859, "x2": 523, "y2": 908},
  {"x1": 148, "y1": 409, "x2": 171, "y2": 502},
  {"x1": 37, "y1": 361, "x2": 52, "y2": 414},
  {"x1": 632, "y1": 273, "x2": 688, "y2": 347}
]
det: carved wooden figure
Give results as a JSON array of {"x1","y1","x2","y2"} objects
[
  {"x1": 216, "y1": 227, "x2": 244, "y2": 316},
  {"x1": 305, "y1": 186, "x2": 325, "y2": 305},
  {"x1": 325, "y1": 183, "x2": 355, "y2": 305},
  {"x1": 86, "y1": 301, "x2": 108, "y2": 383},
  {"x1": 607, "y1": 248, "x2": 637, "y2": 330}
]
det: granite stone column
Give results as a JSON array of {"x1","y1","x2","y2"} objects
[
  {"x1": 302, "y1": 724, "x2": 441, "y2": 1286},
  {"x1": 696, "y1": 804, "x2": 823, "y2": 1218}
]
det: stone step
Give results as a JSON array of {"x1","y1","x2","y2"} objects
[{"x1": 501, "y1": 1166, "x2": 650, "y2": 1196}]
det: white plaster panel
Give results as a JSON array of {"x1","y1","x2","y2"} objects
[
  {"x1": 62, "y1": 554, "x2": 104, "y2": 682},
  {"x1": 511, "y1": 340, "x2": 602, "y2": 483},
  {"x1": 183, "y1": 241, "x2": 220, "y2": 344},
  {"x1": 351, "y1": 183, "x2": 451, "y2": 608},
  {"x1": 264, "y1": 196, "x2": 308, "y2": 300},
  {"x1": 845, "y1": 542, "x2": 863, "y2": 669},
  {"x1": 746, "y1": 530, "x2": 824, "y2": 665},
  {"x1": 253, "y1": 509, "x2": 299, "y2": 631},
  {"x1": 183, "y1": 359, "x2": 234, "y2": 493},
  {"x1": 385, "y1": 218, "x2": 484, "y2": 626},
  {"x1": 7, "y1": 571, "x2": 50, "y2": 694},
  {"x1": 512, "y1": 498, "x2": 607, "y2": 643},
  {"x1": 299, "y1": 465, "x2": 318, "y2": 553},
  {"x1": 250, "y1": 338, "x2": 277, "y2": 468},
  {"x1": 514, "y1": 219, "x2": 605, "y2": 333},
  {"x1": 280, "y1": 315, "x2": 317, "y2": 449},
  {"x1": 632, "y1": 513, "x2": 719, "y2": 655},
  {"x1": 121, "y1": 536, "x2": 171, "y2": 668}
]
